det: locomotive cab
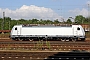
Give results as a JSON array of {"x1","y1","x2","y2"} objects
[
  {"x1": 72, "y1": 25, "x2": 85, "y2": 41},
  {"x1": 10, "y1": 25, "x2": 22, "y2": 40}
]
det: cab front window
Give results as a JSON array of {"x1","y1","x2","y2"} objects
[
  {"x1": 15, "y1": 27, "x2": 17, "y2": 30},
  {"x1": 77, "y1": 27, "x2": 80, "y2": 30}
]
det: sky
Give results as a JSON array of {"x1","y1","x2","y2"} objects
[{"x1": 0, "y1": 0, "x2": 90, "y2": 22}]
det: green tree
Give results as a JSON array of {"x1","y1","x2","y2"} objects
[
  {"x1": 4, "y1": 17, "x2": 11, "y2": 30},
  {"x1": 75, "y1": 15, "x2": 86, "y2": 24},
  {"x1": 54, "y1": 19, "x2": 60, "y2": 24},
  {"x1": 31, "y1": 18, "x2": 39, "y2": 24},
  {"x1": 46, "y1": 20, "x2": 53, "y2": 24},
  {"x1": 66, "y1": 19, "x2": 72, "y2": 24},
  {"x1": 85, "y1": 18, "x2": 90, "y2": 24},
  {"x1": 5, "y1": 17, "x2": 11, "y2": 21},
  {"x1": 0, "y1": 18, "x2": 3, "y2": 30}
]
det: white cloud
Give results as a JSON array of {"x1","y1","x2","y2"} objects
[
  {"x1": 0, "y1": 5, "x2": 62, "y2": 21},
  {"x1": 69, "y1": 8, "x2": 88, "y2": 17},
  {"x1": 68, "y1": 1, "x2": 90, "y2": 18},
  {"x1": 87, "y1": 1, "x2": 90, "y2": 5}
]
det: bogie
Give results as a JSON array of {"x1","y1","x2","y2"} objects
[{"x1": 72, "y1": 38, "x2": 77, "y2": 42}]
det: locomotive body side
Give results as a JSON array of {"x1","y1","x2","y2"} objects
[{"x1": 10, "y1": 25, "x2": 85, "y2": 41}]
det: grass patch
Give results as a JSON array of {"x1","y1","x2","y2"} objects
[
  {"x1": 0, "y1": 33, "x2": 10, "y2": 38},
  {"x1": 34, "y1": 40, "x2": 51, "y2": 50},
  {"x1": 85, "y1": 32, "x2": 90, "y2": 38}
]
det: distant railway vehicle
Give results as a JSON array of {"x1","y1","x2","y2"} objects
[
  {"x1": 10, "y1": 24, "x2": 85, "y2": 42},
  {"x1": 0, "y1": 30, "x2": 11, "y2": 33}
]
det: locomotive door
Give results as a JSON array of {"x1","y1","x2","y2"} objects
[
  {"x1": 73, "y1": 27, "x2": 80, "y2": 37},
  {"x1": 73, "y1": 27, "x2": 78, "y2": 36},
  {"x1": 16, "y1": 27, "x2": 21, "y2": 35}
]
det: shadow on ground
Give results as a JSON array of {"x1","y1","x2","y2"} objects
[{"x1": 44, "y1": 50, "x2": 90, "y2": 60}]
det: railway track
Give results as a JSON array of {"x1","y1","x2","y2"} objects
[
  {"x1": 0, "y1": 51, "x2": 90, "y2": 60},
  {"x1": 0, "y1": 38, "x2": 90, "y2": 51},
  {"x1": 0, "y1": 52, "x2": 57, "y2": 60},
  {"x1": 0, "y1": 38, "x2": 89, "y2": 51},
  {"x1": 0, "y1": 41, "x2": 89, "y2": 44},
  {"x1": 0, "y1": 42, "x2": 90, "y2": 51},
  {"x1": 0, "y1": 38, "x2": 90, "y2": 60}
]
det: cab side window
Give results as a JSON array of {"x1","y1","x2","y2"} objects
[
  {"x1": 77, "y1": 27, "x2": 80, "y2": 30},
  {"x1": 15, "y1": 27, "x2": 17, "y2": 30}
]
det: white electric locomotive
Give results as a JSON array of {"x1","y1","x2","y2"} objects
[{"x1": 10, "y1": 24, "x2": 85, "y2": 42}]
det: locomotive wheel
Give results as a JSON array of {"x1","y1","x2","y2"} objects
[
  {"x1": 29, "y1": 39, "x2": 33, "y2": 41},
  {"x1": 57, "y1": 38, "x2": 60, "y2": 40},
  {"x1": 18, "y1": 38, "x2": 23, "y2": 41},
  {"x1": 40, "y1": 39, "x2": 43, "y2": 41},
  {"x1": 81, "y1": 38, "x2": 85, "y2": 41},
  {"x1": 61, "y1": 39, "x2": 65, "y2": 42},
  {"x1": 29, "y1": 39, "x2": 31, "y2": 41},
  {"x1": 12, "y1": 38, "x2": 16, "y2": 41},
  {"x1": 72, "y1": 39, "x2": 77, "y2": 42},
  {"x1": 15, "y1": 38, "x2": 18, "y2": 41},
  {"x1": 66, "y1": 39, "x2": 69, "y2": 42}
]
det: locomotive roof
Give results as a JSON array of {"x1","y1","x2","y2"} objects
[{"x1": 22, "y1": 24, "x2": 72, "y2": 27}]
